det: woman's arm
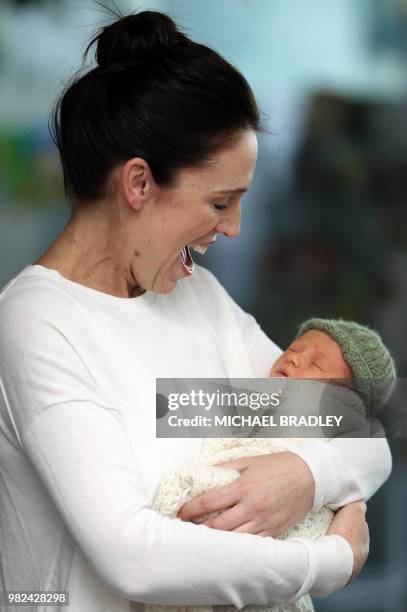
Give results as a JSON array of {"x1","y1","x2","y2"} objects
[
  {"x1": 22, "y1": 401, "x2": 353, "y2": 604},
  {"x1": 285, "y1": 437, "x2": 392, "y2": 512}
]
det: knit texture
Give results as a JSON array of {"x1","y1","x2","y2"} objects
[{"x1": 297, "y1": 318, "x2": 396, "y2": 413}]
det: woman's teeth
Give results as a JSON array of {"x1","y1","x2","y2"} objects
[
  {"x1": 181, "y1": 245, "x2": 194, "y2": 273},
  {"x1": 191, "y1": 244, "x2": 208, "y2": 255}
]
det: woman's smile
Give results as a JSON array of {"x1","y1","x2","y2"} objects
[{"x1": 170, "y1": 237, "x2": 216, "y2": 280}]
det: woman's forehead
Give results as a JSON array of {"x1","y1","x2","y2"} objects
[
  {"x1": 180, "y1": 131, "x2": 258, "y2": 191},
  {"x1": 212, "y1": 130, "x2": 258, "y2": 172}
]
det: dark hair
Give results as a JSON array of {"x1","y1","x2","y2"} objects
[{"x1": 50, "y1": 10, "x2": 261, "y2": 203}]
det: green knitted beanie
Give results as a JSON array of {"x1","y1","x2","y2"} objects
[{"x1": 297, "y1": 318, "x2": 396, "y2": 412}]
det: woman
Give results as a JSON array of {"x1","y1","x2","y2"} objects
[{"x1": 0, "y1": 10, "x2": 385, "y2": 612}]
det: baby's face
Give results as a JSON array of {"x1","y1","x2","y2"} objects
[{"x1": 270, "y1": 330, "x2": 353, "y2": 379}]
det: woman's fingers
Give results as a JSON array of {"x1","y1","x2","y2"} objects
[
  {"x1": 327, "y1": 501, "x2": 370, "y2": 584},
  {"x1": 231, "y1": 520, "x2": 259, "y2": 534},
  {"x1": 205, "y1": 515, "x2": 275, "y2": 536},
  {"x1": 218, "y1": 452, "x2": 314, "y2": 536},
  {"x1": 178, "y1": 452, "x2": 315, "y2": 537},
  {"x1": 214, "y1": 457, "x2": 253, "y2": 472},
  {"x1": 200, "y1": 505, "x2": 249, "y2": 531},
  {"x1": 177, "y1": 481, "x2": 240, "y2": 522}
]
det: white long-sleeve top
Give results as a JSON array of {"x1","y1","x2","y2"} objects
[{"x1": 0, "y1": 264, "x2": 391, "y2": 612}]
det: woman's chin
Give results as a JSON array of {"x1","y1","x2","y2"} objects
[
  {"x1": 151, "y1": 255, "x2": 195, "y2": 294},
  {"x1": 151, "y1": 275, "x2": 180, "y2": 295},
  {"x1": 155, "y1": 282, "x2": 178, "y2": 295}
]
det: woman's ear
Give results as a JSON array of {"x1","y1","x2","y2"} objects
[{"x1": 120, "y1": 157, "x2": 155, "y2": 211}]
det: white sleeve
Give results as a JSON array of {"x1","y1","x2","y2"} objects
[
  {"x1": 0, "y1": 291, "x2": 352, "y2": 605},
  {"x1": 229, "y1": 297, "x2": 393, "y2": 511},
  {"x1": 285, "y1": 437, "x2": 392, "y2": 511},
  {"x1": 22, "y1": 402, "x2": 353, "y2": 604}
]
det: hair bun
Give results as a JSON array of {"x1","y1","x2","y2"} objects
[{"x1": 93, "y1": 11, "x2": 180, "y2": 69}]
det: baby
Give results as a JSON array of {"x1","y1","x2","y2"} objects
[
  {"x1": 270, "y1": 318, "x2": 395, "y2": 415},
  {"x1": 149, "y1": 319, "x2": 396, "y2": 612}
]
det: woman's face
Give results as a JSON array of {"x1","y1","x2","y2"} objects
[{"x1": 129, "y1": 130, "x2": 258, "y2": 294}]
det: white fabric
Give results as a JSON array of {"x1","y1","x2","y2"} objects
[{"x1": 0, "y1": 264, "x2": 388, "y2": 612}]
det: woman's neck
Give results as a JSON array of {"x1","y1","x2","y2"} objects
[{"x1": 34, "y1": 201, "x2": 144, "y2": 298}]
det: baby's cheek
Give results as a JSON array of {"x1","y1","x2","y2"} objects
[{"x1": 269, "y1": 359, "x2": 281, "y2": 376}]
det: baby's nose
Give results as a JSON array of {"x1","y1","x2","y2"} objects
[{"x1": 287, "y1": 352, "x2": 301, "y2": 367}]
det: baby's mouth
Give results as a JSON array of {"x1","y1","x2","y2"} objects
[{"x1": 181, "y1": 245, "x2": 194, "y2": 274}]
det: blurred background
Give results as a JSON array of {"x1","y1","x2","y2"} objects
[{"x1": 0, "y1": 0, "x2": 406, "y2": 609}]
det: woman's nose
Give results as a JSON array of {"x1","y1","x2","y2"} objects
[{"x1": 215, "y1": 203, "x2": 241, "y2": 238}]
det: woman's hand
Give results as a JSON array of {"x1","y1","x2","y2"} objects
[
  {"x1": 177, "y1": 452, "x2": 315, "y2": 536},
  {"x1": 327, "y1": 501, "x2": 370, "y2": 583}
]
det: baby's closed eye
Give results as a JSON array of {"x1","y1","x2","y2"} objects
[{"x1": 311, "y1": 361, "x2": 324, "y2": 371}]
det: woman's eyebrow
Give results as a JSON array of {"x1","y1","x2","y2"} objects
[{"x1": 209, "y1": 187, "x2": 249, "y2": 195}]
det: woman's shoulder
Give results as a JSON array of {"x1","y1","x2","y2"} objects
[{"x1": 0, "y1": 265, "x2": 81, "y2": 332}]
